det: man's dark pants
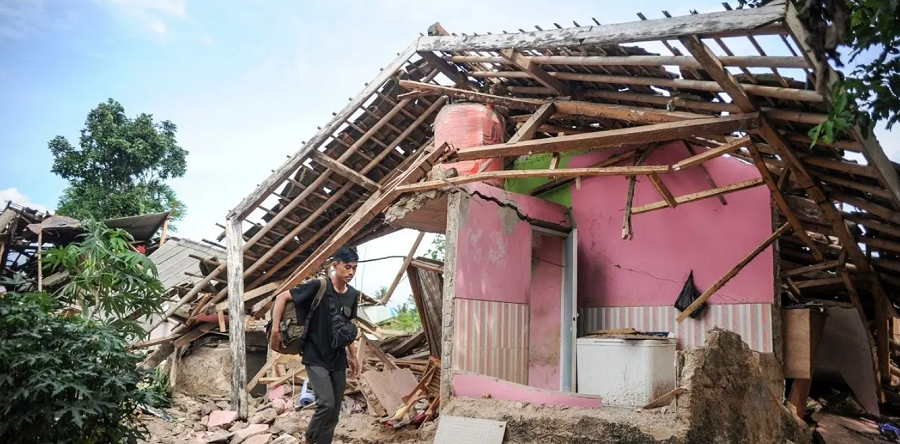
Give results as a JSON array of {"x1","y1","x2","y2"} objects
[{"x1": 305, "y1": 365, "x2": 347, "y2": 444}]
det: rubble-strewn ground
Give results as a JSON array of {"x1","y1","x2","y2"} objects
[{"x1": 138, "y1": 393, "x2": 436, "y2": 444}]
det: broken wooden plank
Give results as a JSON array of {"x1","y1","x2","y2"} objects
[
  {"x1": 677, "y1": 222, "x2": 790, "y2": 322},
  {"x1": 501, "y1": 49, "x2": 571, "y2": 96},
  {"x1": 673, "y1": 136, "x2": 751, "y2": 171},
  {"x1": 679, "y1": 36, "x2": 756, "y2": 112},
  {"x1": 312, "y1": 151, "x2": 380, "y2": 192},
  {"x1": 456, "y1": 114, "x2": 759, "y2": 160},
  {"x1": 364, "y1": 336, "x2": 398, "y2": 371},
  {"x1": 173, "y1": 322, "x2": 217, "y2": 348},
  {"x1": 633, "y1": 177, "x2": 765, "y2": 215},
  {"x1": 642, "y1": 387, "x2": 687, "y2": 409},
  {"x1": 623, "y1": 147, "x2": 656, "y2": 239},
  {"x1": 781, "y1": 260, "x2": 842, "y2": 278},
  {"x1": 212, "y1": 281, "x2": 282, "y2": 313},
  {"x1": 683, "y1": 143, "x2": 727, "y2": 205}
]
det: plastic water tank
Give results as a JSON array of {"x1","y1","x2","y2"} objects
[
  {"x1": 434, "y1": 103, "x2": 505, "y2": 186},
  {"x1": 576, "y1": 337, "x2": 676, "y2": 407}
]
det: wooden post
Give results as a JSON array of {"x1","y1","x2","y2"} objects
[
  {"x1": 37, "y1": 231, "x2": 43, "y2": 292},
  {"x1": 225, "y1": 217, "x2": 248, "y2": 418},
  {"x1": 382, "y1": 231, "x2": 425, "y2": 304}
]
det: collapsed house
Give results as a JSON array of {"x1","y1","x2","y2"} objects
[
  {"x1": 0, "y1": 200, "x2": 170, "y2": 292},
  {"x1": 135, "y1": 1, "x2": 900, "y2": 442}
]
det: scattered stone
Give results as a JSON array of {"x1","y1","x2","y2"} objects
[
  {"x1": 271, "y1": 398, "x2": 288, "y2": 415},
  {"x1": 513, "y1": 402, "x2": 524, "y2": 409},
  {"x1": 250, "y1": 408, "x2": 278, "y2": 425},
  {"x1": 215, "y1": 400, "x2": 230, "y2": 410},
  {"x1": 270, "y1": 435, "x2": 300, "y2": 444},
  {"x1": 231, "y1": 424, "x2": 270, "y2": 444},
  {"x1": 207, "y1": 410, "x2": 238, "y2": 430},
  {"x1": 193, "y1": 422, "x2": 207, "y2": 432},
  {"x1": 271, "y1": 413, "x2": 307, "y2": 436},
  {"x1": 202, "y1": 430, "x2": 234, "y2": 443},
  {"x1": 243, "y1": 433, "x2": 273, "y2": 444},
  {"x1": 200, "y1": 402, "x2": 217, "y2": 416},
  {"x1": 229, "y1": 421, "x2": 248, "y2": 432}
]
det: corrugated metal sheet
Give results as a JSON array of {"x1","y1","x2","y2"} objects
[
  {"x1": 149, "y1": 237, "x2": 225, "y2": 291},
  {"x1": 453, "y1": 298, "x2": 529, "y2": 384},
  {"x1": 580, "y1": 304, "x2": 773, "y2": 353}
]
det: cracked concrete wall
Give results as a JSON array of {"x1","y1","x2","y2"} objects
[{"x1": 568, "y1": 140, "x2": 774, "y2": 308}]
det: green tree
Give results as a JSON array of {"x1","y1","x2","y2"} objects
[
  {"x1": 381, "y1": 295, "x2": 422, "y2": 332},
  {"x1": 43, "y1": 220, "x2": 166, "y2": 339},
  {"x1": 427, "y1": 235, "x2": 445, "y2": 261},
  {"x1": 740, "y1": 0, "x2": 900, "y2": 143},
  {"x1": 49, "y1": 99, "x2": 188, "y2": 221}
]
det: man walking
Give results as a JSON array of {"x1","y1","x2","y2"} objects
[{"x1": 270, "y1": 247, "x2": 360, "y2": 444}]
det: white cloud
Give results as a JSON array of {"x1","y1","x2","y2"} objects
[
  {"x1": 0, "y1": 188, "x2": 49, "y2": 213},
  {"x1": 98, "y1": 0, "x2": 187, "y2": 36}
]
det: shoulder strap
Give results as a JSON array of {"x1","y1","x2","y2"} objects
[{"x1": 300, "y1": 277, "x2": 328, "y2": 340}]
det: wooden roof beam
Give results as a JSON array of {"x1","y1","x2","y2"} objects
[
  {"x1": 500, "y1": 49, "x2": 571, "y2": 96},
  {"x1": 418, "y1": 52, "x2": 476, "y2": 91},
  {"x1": 445, "y1": 54, "x2": 809, "y2": 69},
  {"x1": 674, "y1": 135, "x2": 751, "y2": 171},
  {"x1": 632, "y1": 177, "x2": 765, "y2": 215},
  {"x1": 679, "y1": 35, "x2": 756, "y2": 112},
  {"x1": 415, "y1": 3, "x2": 786, "y2": 51},
  {"x1": 456, "y1": 113, "x2": 759, "y2": 160}
]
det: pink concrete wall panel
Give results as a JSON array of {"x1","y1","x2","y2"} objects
[
  {"x1": 454, "y1": 193, "x2": 532, "y2": 304},
  {"x1": 465, "y1": 183, "x2": 572, "y2": 228},
  {"x1": 453, "y1": 372, "x2": 603, "y2": 408},
  {"x1": 453, "y1": 298, "x2": 530, "y2": 384},
  {"x1": 567, "y1": 141, "x2": 774, "y2": 307},
  {"x1": 436, "y1": 103, "x2": 505, "y2": 186},
  {"x1": 580, "y1": 304, "x2": 774, "y2": 352},
  {"x1": 527, "y1": 233, "x2": 564, "y2": 390}
]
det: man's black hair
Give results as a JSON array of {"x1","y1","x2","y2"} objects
[{"x1": 332, "y1": 247, "x2": 359, "y2": 263}]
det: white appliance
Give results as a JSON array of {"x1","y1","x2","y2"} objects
[{"x1": 576, "y1": 337, "x2": 676, "y2": 407}]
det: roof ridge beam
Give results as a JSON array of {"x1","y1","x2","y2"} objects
[{"x1": 415, "y1": 3, "x2": 786, "y2": 52}]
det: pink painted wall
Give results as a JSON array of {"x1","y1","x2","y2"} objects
[
  {"x1": 528, "y1": 232, "x2": 564, "y2": 390},
  {"x1": 568, "y1": 141, "x2": 774, "y2": 307},
  {"x1": 454, "y1": 184, "x2": 569, "y2": 303},
  {"x1": 453, "y1": 372, "x2": 602, "y2": 408}
]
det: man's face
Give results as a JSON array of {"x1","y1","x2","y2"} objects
[{"x1": 333, "y1": 260, "x2": 357, "y2": 283}]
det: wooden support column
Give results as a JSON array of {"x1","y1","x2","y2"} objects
[
  {"x1": 382, "y1": 231, "x2": 425, "y2": 304},
  {"x1": 225, "y1": 217, "x2": 248, "y2": 418}
]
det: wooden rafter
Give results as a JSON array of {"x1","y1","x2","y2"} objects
[
  {"x1": 633, "y1": 177, "x2": 765, "y2": 215},
  {"x1": 531, "y1": 149, "x2": 637, "y2": 196},
  {"x1": 312, "y1": 152, "x2": 380, "y2": 192},
  {"x1": 500, "y1": 49, "x2": 571, "y2": 96},
  {"x1": 647, "y1": 173, "x2": 677, "y2": 208},
  {"x1": 445, "y1": 54, "x2": 809, "y2": 69},
  {"x1": 679, "y1": 35, "x2": 757, "y2": 112},
  {"x1": 673, "y1": 136, "x2": 751, "y2": 171}
]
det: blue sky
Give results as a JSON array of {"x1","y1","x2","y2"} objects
[{"x1": 1, "y1": 0, "x2": 898, "y2": 300}]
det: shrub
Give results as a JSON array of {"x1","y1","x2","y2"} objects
[{"x1": 0, "y1": 291, "x2": 162, "y2": 444}]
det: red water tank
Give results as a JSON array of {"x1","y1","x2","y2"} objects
[{"x1": 435, "y1": 103, "x2": 506, "y2": 186}]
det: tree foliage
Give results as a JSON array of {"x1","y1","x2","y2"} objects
[
  {"x1": 426, "y1": 235, "x2": 445, "y2": 261},
  {"x1": 0, "y1": 291, "x2": 159, "y2": 444},
  {"x1": 44, "y1": 220, "x2": 166, "y2": 339},
  {"x1": 49, "y1": 99, "x2": 188, "y2": 221},
  {"x1": 381, "y1": 295, "x2": 422, "y2": 333},
  {"x1": 740, "y1": 0, "x2": 900, "y2": 142}
]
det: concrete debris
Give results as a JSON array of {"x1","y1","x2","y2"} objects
[{"x1": 677, "y1": 328, "x2": 813, "y2": 444}]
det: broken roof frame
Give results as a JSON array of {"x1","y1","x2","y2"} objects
[{"x1": 141, "y1": 0, "x2": 900, "y2": 411}]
